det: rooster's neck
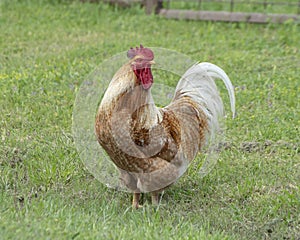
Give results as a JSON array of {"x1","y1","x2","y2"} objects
[
  {"x1": 132, "y1": 88, "x2": 162, "y2": 130},
  {"x1": 99, "y1": 64, "x2": 162, "y2": 129},
  {"x1": 99, "y1": 64, "x2": 136, "y2": 108}
]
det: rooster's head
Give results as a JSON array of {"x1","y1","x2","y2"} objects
[{"x1": 127, "y1": 44, "x2": 155, "y2": 90}]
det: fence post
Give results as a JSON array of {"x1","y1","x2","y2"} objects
[
  {"x1": 230, "y1": 0, "x2": 234, "y2": 12},
  {"x1": 145, "y1": 0, "x2": 158, "y2": 15},
  {"x1": 198, "y1": 0, "x2": 202, "y2": 10}
]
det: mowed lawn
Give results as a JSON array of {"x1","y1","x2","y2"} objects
[{"x1": 0, "y1": 1, "x2": 299, "y2": 239}]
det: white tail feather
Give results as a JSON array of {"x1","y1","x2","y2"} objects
[
  {"x1": 198, "y1": 62, "x2": 236, "y2": 118},
  {"x1": 175, "y1": 62, "x2": 235, "y2": 133},
  {"x1": 170, "y1": 62, "x2": 235, "y2": 176},
  {"x1": 171, "y1": 62, "x2": 236, "y2": 177}
]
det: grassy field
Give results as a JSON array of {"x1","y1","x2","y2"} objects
[{"x1": 0, "y1": 0, "x2": 299, "y2": 239}]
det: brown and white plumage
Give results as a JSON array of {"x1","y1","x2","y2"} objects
[{"x1": 95, "y1": 46, "x2": 235, "y2": 208}]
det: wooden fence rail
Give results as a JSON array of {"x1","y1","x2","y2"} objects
[{"x1": 144, "y1": 0, "x2": 300, "y2": 23}]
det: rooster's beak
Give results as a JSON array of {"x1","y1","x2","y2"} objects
[{"x1": 149, "y1": 60, "x2": 155, "y2": 65}]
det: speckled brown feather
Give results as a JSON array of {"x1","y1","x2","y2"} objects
[
  {"x1": 95, "y1": 51, "x2": 236, "y2": 208},
  {"x1": 95, "y1": 60, "x2": 210, "y2": 194}
]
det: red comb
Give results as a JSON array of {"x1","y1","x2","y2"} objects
[{"x1": 127, "y1": 44, "x2": 154, "y2": 60}]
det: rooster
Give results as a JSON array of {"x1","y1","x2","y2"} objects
[{"x1": 95, "y1": 45, "x2": 235, "y2": 208}]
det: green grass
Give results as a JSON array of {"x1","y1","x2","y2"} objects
[{"x1": 0, "y1": 0, "x2": 299, "y2": 239}]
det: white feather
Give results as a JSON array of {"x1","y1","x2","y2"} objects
[
  {"x1": 198, "y1": 62, "x2": 236, "y2": 118},
  {"x1": 174, "y1": 62, "x2": 236, "y2": 137}
]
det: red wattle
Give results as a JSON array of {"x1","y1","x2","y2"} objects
[{"x1": 134, "y1": 67, "x2": 153, "y2": 90}]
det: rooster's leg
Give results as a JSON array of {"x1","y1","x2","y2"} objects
[
  {"x1": 132, "y1": 192, "x2": 141, "y2": 209},
  {"x1": 151, "y1": 192, "x2": 160, "y2": 205}
]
